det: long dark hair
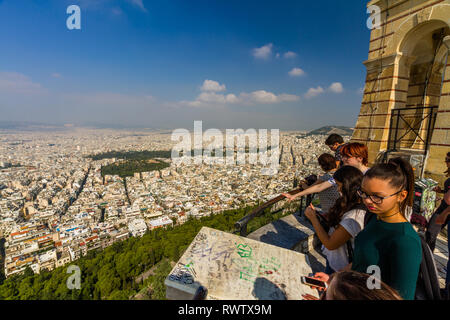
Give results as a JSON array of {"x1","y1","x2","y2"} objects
[
  {"x1": 327, "y1": 166, "x2": 364, "y2": 228},
  {"x1": 326, "y1": 270, "x2": 403, "y2": 300},
  {"x1": 364, "y1": 157, "x2": 414, "y2": 216}
]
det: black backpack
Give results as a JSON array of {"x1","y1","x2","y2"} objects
[
  {"x1": 349, "y1": 210, "x2": 444, "y2": 300},
  {"x1": 414, "y1": 235, "x2": 443, "y2": 300}
]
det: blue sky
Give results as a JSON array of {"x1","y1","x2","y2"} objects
[{"x1": 0, "y1": 0, "x2": 371, "y2": 130}]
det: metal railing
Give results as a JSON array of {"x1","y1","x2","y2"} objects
[
  {"x1": 234, "y1": 189, "x2": 313, "y2": 237},
  {"x1": 387, "y1": 106, "x2": 438, "y2": 152}
]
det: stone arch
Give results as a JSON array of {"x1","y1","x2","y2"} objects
[
  {"x1": 390, "y1": 3, "x2": 450, "y2": 55},
  {"x1": 397, "y1": 20, "x2": 449, "y2": 56},
  {"x1": 387, "y1": 13, "x2": 450, "y2": 151}
]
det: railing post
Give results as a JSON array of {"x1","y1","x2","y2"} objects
[
  {"x1": 306, "y1": 195, "x2": 312, "y2": 207},
  {"x1": 240, "y1": 226, "x2": 247, "y2": 237},
  {"x1": 388, "y1": 110, "x2": 394, "y2": 150},
  {"x1": 393, "y1": 109, "x2": 400, "y2": 151},
  {"x1": 425, "y1": 107, "x2": 436, "y2": 153},
  {"x1": 299, "y1": 196, "x2": 304, "y2": 215}
]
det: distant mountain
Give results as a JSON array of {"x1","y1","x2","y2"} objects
[{"x1": 306, "y1": 126, "x2": 354, "y2": 136}]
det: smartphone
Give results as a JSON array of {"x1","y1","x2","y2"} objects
[{"x1": 301, "y1": 276, "x2": 327, "y2": 289}]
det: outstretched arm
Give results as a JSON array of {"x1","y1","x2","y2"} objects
[{"x1": 282, "y1": 180, "x2": 333, "y2": 201}]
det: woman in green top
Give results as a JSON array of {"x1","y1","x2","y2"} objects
[{"x1": 351, "y1": 157, "x2": 422, "y2": 300}]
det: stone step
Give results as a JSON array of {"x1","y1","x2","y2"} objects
[
  {"x1": 247, "y1": 212, "x2": 317, "y2": 252},
  {"x1": 247, "y1": 212, "x2": 326, "y2": 274}
]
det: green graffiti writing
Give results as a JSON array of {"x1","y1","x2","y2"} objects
[{"x1": 236, "y1": 243, "x2": 252, "y2": 258}]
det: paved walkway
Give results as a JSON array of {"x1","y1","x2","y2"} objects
[{"x1": 434, "y1": 231, "x2": 448, "y2": 289}]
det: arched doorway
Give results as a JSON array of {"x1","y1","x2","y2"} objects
[{"x1": 388, "y1": 21, "x2": 450, "y2": 176}]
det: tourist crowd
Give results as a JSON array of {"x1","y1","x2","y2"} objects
[{"x1": 282, "y1": 134, "x2": 450, "y2": 300}]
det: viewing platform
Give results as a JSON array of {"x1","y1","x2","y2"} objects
[{"x1": 165, "y1": 190, "x2": 448, "y2": 299}]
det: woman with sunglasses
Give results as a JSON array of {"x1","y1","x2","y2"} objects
[{"x1": 349, "y1": 157, "x2": 422, "y2": 300}]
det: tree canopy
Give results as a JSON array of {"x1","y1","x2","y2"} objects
[{"x1": 0, "y1": 203, "x2": 295, "y2": 300}]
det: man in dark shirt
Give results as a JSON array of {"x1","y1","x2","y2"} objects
[
  {"x1": 425, "y1": 152, "x2": 450, "y2": 253},
  {"x1": 325, "y1": 134, "x2": 345, "y2": 167}
]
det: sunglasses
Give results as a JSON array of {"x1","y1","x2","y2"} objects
[{"x1": 357, "y1": 188, "x2": 403, "y2": 204}]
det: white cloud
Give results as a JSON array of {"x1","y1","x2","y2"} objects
[
  {"x1": 329, "y1": 82, "x2": 344, "y2": 93},
  {"x1": 288, "y1": 68, "x2": 305, "y2": 77},
  {"x1": 77, "y1": 0, "x2": 146, "y2": 13},
  {"x1": 276, "y1": 53, "x2": 280, "y2": 59},
  {"x1": 183, "y1": 82, "x2": 299, "y2": 108},
  {"x1": 304, "y1": 86, "x2": 324, "y2": 99},
  {"x1": 128, "y1": 0, "x2": 147, "y2": 12},
  {"x1": 186, "y1": 79, "x2": 300, "y2": 107},
  {"x1": 252, "y1": 43, "x2": 273, "y2": 60},
  {"x1": 0, "y1": 72, "x2": 46, "y2": 95},
  {"x1": 242, "y1": 90, "x2": 278, "y2": 104},
  {"x1": 240, "y1": 91, "x2": 300, "y2": 104},
  {"x1": 225, "y1": 93, "x2": 239, "y2": 104},
  {"x1": 283, "y1": 51, "x2": 297, "y2": 58},
  {"x1": 51, "y1": 73, "x2": 62, "y2": 78},
  {"x1": 198, "y1": 92, "x2": 232, "y2": 104},
  {"x1": 183, "y1": 92, "x2": 237, "y2": 108},
  {"x1": 200, "y1": 79, "x2": 226, "y2": 92}
]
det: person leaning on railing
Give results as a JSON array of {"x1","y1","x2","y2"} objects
[
  {"x1": 282, "y1": 153, "x2": 340, "y2": 216},
  {"x1": 282, "y1": 143, "x2": 370, "y2": 207}
]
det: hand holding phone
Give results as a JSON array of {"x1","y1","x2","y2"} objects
[{"x1": 301, "y1": 276, "x2": 328, "y2": 290}]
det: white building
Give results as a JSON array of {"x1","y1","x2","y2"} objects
[
  {"x1": 128, "y1": 218, "x2": 147, "y2": 237},
  {"x1": 148, "y1": 215, "x2": 173, "y2": 230}
]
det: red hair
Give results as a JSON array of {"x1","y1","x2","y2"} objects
[{"x1": 340, "y1": 143, "x2": 368, "y2": 165}]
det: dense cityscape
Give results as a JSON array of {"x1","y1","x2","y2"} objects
[{"x1": 0, "y1": 128, "x2": 345, "y2": 279}]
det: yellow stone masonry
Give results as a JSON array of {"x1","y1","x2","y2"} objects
[{"x1": 352, "y1": 0, "x2": 450, "y2": 185}]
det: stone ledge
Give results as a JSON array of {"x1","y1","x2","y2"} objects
[{"x1": 247, "y1": 213, "x2": 316, "y2": 253}]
